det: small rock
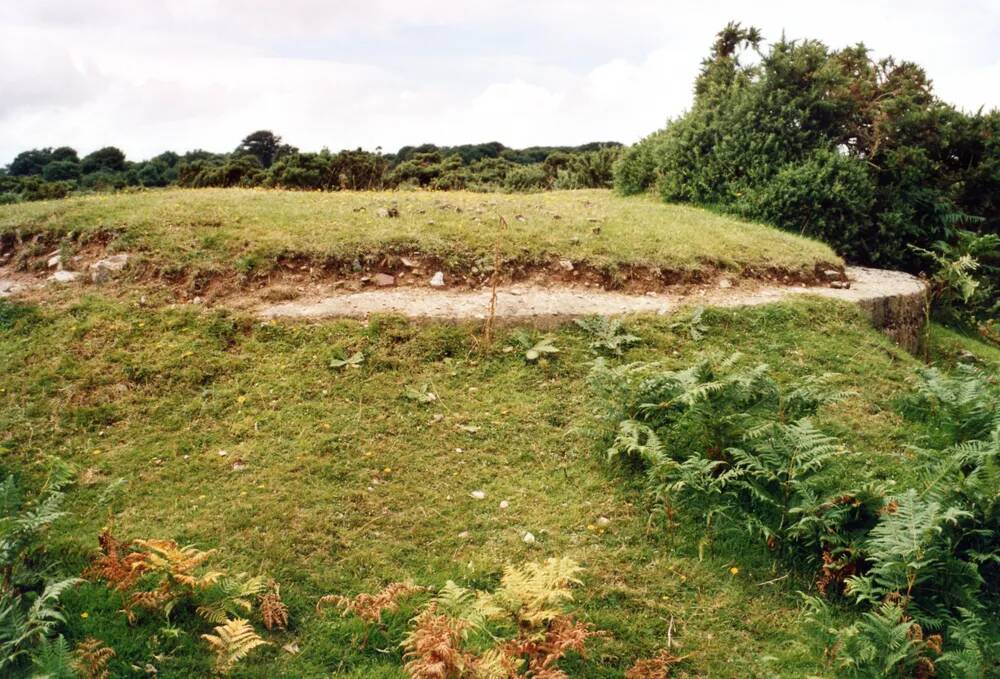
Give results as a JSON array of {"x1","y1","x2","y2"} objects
[
  {"x1": 522, "y1": 532, "x2": 536, "y2": 545},
  {"x1": 90, "y1": 254, "x2": 129, "y2": 283},
  {"x1": 470, "y1": 490, "x2": 486, "y2": 500},
  {"x1": 823, "y1": 269, "x2": 842, "y2": 280},
  {"x1": 515, "y1": 214, "x2": 527, "y2": 222},
  {"x1": 558, "y1": 259, "x2": 574, "y2": 272},
  {"x1": 645, "y1": 291, "x2": 658, "y2": 297},
  {"x1": 830, "y1": 280, "x2": 851, "y2": 289},
  {"x1": 373, "y1": 273, "x2": 395, "y2": 287},
  {"x1": 282, "y1": 642, "x2": 300, "y2": 655},
  {"x1": 47, "y1": 254, "x2": 61, "y2": 269},
  {"x1": 499, "y1": 500, "x2": 510, "y2": 510},
  {"x1": 458, "y1": 531, "x2": 471, "y2": 539},
  {"x1": 718, "y1": 278, "x2": 732, "y2": 289},
  {"x1": 191, "y1": 296, "x2": 203, "y2": 305},
  {"x1": 429, "y1": 271, "x2": 446, "y2": 288},
  {"x1": 591, "y1": 226, "x2": 601, "y2": 235},
  {"x1": 93, "y1": 253, "x2": 130, "y2": 272},
  {"x1": 231, "y1": 460, "x2": 246, "y2": 471},
  {"x1": 91, "y1": 267, "x2": 111, "y2": 284},
  {"x1": 596, "y1": 516, "x2": 611, "y2": 528},
  {"x1": 570, "y1": 236, "x2": 581, "y2": 245},
  {"x1": 376, "y1": 206, "x2": 400, "y2": 218},
  {"x1": 400, "y1": 257, "x2": 418, "y2": 268},
  {"x1": 217, "y1": 450, "x2": 228, "y2": 457},
  {"x1": 48, "y1": 270, "x2": 81, "y2": 284}
]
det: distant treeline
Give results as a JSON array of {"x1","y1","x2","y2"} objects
[{"x1": 0, "y1": 133, "x2": 622, "y2": 203}]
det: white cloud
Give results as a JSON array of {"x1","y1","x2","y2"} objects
[{"x1": 1, "y1": 1, "x2": 998, "y2": 164}]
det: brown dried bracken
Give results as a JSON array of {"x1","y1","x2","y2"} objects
[
  {"x1": 317, "y1": 581, "x2": 423, "y2": 622},
  {"x1": 625, "y1": 649, "x2": 689, "y2": 679},
  {"x1": 72, "y1": 638, "x2": 116, "y2": 679},
  {"x1": 815, "y1": 549, "x2": 859, "y2": 596},
  {"x1": 83, "y1": 530, "x2": 148, "y2": 591},
  {"x1": 259, "y1": 582, "x2": 290, "y2": 631},
  {"x1": 402, "y1": 608, "x2": 473, "y2": 679},
  {"x1": 504, "y1": 615, "x2": 599, "y2": 674}
]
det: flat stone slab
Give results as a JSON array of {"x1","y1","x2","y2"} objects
[{"x1": 260, "y1": 267, "x2": 926, "y2": 322}]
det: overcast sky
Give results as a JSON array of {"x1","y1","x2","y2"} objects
[{"x1": 2, "y1": 1, "x2": 999, "y2": 165}]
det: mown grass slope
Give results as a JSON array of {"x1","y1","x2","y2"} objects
[
  {"x1": 5, "y1": 292, "x2": 994, "y2": 678},
  {"x1": 0, "y1": 188, "x2": 840, "y2": 280}
]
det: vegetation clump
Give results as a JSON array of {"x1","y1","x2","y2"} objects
[{"x1": 615, "y1": 23, "x2": 1000, "y2": 280}]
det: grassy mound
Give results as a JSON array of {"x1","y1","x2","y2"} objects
[
  {"x1": 0, "y1": 188, "x2": 840, "y2": 284},
  {"x1": 3, "y1": 292, "x2": 995, "y2": 677}
]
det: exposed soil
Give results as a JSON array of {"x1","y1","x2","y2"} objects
[{"x1": 0, "y1": 242, "x2": 925, "y2": 350}]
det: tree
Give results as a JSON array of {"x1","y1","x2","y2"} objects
[
  {"x1": 50, "y1": 146, "x2": 79, "y2": 163},
  {"x1": 614, "y1": 23, "x2": 1000, "y2": 270},
  {"x1": 235, "y1": 130, "x2": 295, "y2": 169},
  {"x1": 41, "y1": 160, "x2": 81, "y2": 182},
  {"x1": 7, "y1": 149, "x2": 53, "y2": 176},
  {"x1": 81, "y1": 147, "x2": 126, "y2": 174}
]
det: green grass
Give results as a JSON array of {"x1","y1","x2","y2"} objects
[
  {"x1": 0, "y1": 188, "x2": 840, "y2": 279},
  {"x1": 2, "y1": 292, "x2": 962, "y2": 678}
]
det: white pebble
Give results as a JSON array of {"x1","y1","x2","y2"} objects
[
  {"x1": 499, "y1": 500, "x2": 510, "y2": 510},
  {"x1": 470, "y1": 490, "x2": 486, "y2": 500},
  {"x1": 522, "y1": 531, "x2": 536, "y2": 545}
]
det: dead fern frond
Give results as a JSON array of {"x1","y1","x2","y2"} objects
[
  {"x1": 502, "y1": 615, "x2": 599, "y2": 676},
  {"x1": 533, "y1": 616, "x2": 598, "y2": 668},
  {"x1": 201, "y1": 618, "x2": 270, "y2": 674},
  {"x1": 625, "y1": 649, "x2": 689, "y2": 679},
  {"x1": 124, "y1": 584, "x2": 176, "y2": 620},
  {"x1": 72, "y1": 637, "x2": 116, "y2": 679},
  {"x1": 815, "y1": 550, "x2": 858, "y2": 596},
  {"x1": 259, "y1": 583, "x2": 290, "y2": 631},
  {"x1": 83, "y1": 529, "x2": 148, "y2": 590},
  {"x1": 402, "y1": 608, "x2": 473, "y2": 679},
  {"x1": 317, "y1": 580, "x2": 423, "y2": 622},
  {"x1": 471, "y1": 647, "x2": 522, "y2": 679},
  {"x1": 131, "y1": 538, "x2": 221, "y2": 588},
  {"x1": 497, "y1": 557, "x2": 584, "y2": 627}
]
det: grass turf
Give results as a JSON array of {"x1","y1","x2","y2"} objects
[
  {"x1": 5, "y1": 291, "x2": 986, "y2": 678},
  {"x1": 0, "y1": 188, "x2": 840, "y2": 280}
]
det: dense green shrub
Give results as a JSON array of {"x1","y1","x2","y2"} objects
[
  {"x1": 615, "y1": 23, "x2": 1000, "y2": 273},
  {"x1": 503, "y1": 164, "x2": 549, "y2": 192},
  {"x1": 40, "y1": 160, "x2": 81, "y2": 182},
  {"x1": 736, "y1": 149, "x2": 874, "y2": 259}
]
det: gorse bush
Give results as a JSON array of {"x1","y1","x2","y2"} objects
[
  {"x1": 615, "y1": 23, "x2": 1000, "y2": 274},
  {"x1": 590, "y1": 354, "x2": 1000, "y2": 675}
]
